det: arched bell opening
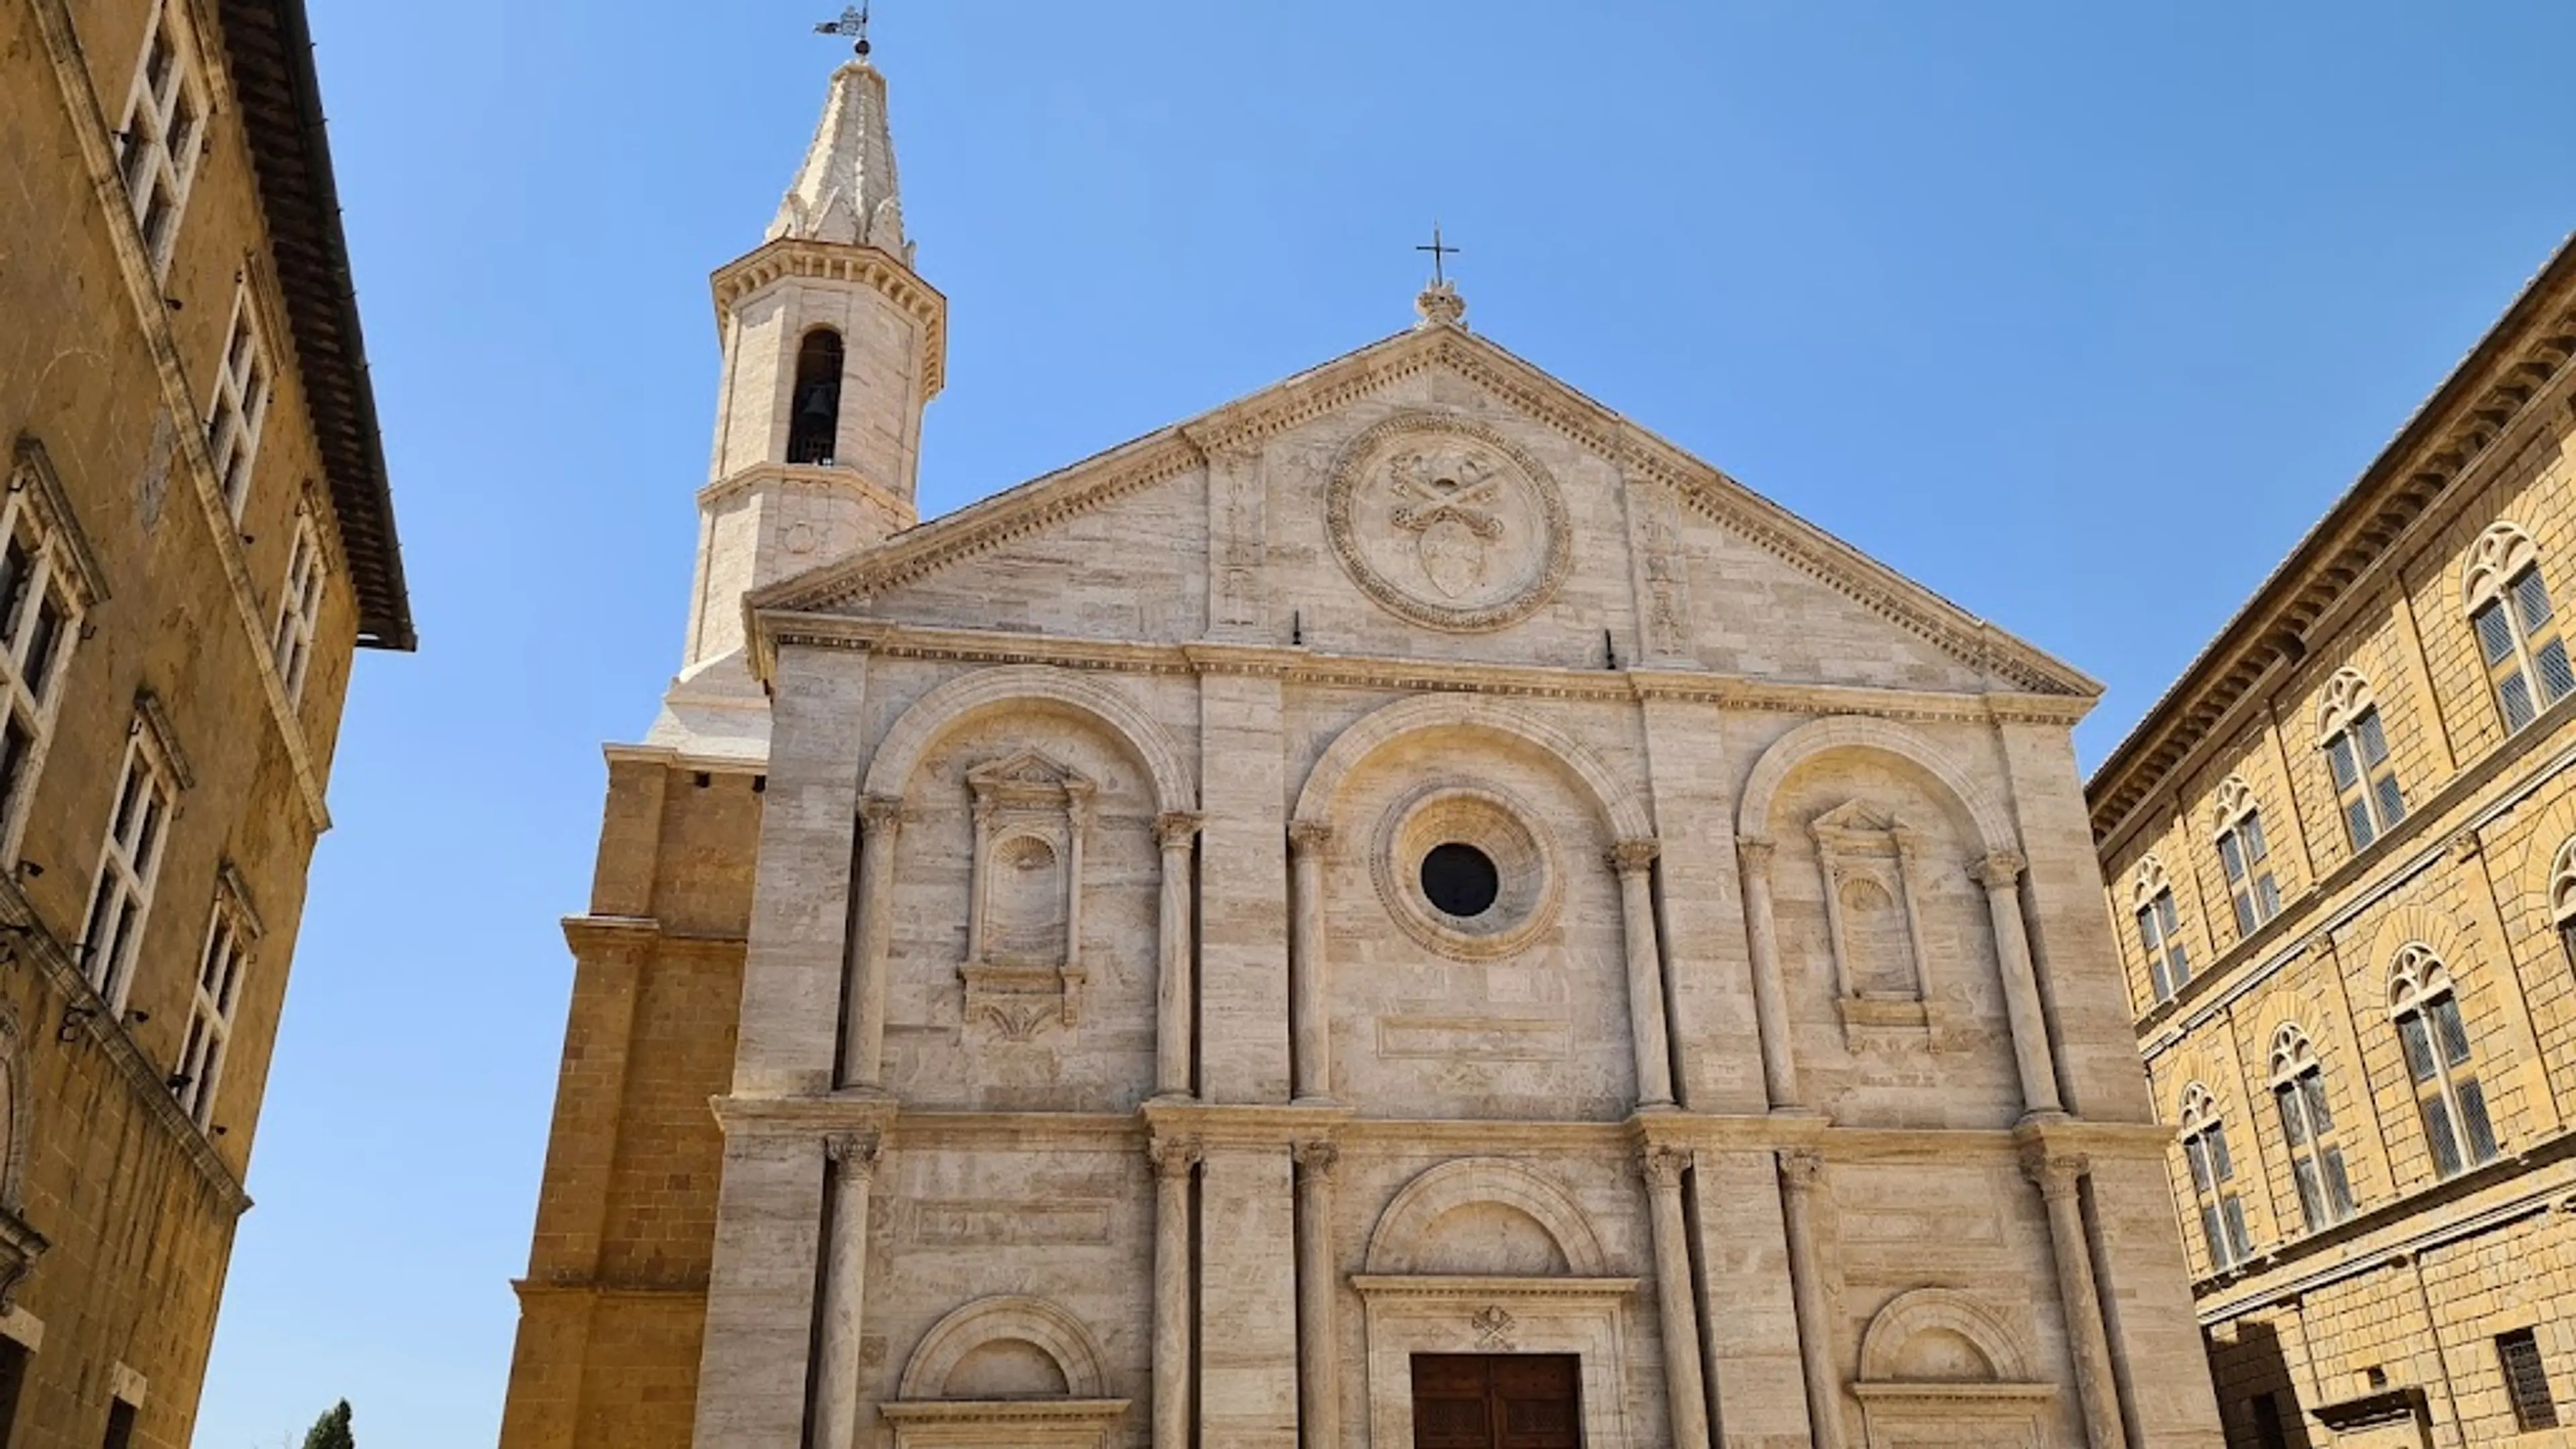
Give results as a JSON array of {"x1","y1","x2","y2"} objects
[{"x1": 787, "y1": 327, "x2": 845, "y2": 465}]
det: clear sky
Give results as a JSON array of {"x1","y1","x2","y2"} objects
[{"x1": 194, "y1": 1, "x2": 2574, "y2": 1443}]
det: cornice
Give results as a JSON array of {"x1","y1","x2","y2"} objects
[
  {"x1": 751, "y1": 617, "x2": 2083, "y2": 729},
  {"x1": 698, "y1": 460, "x2": 918, "y2": 524},
  {"x1": 710, "y1": 236, "x2": 947, "y2": 398},
  {"x1": 7, "y1": 438, "x2": 109, "y2": 606},
  {"x1": 2090, "y1": 237, "x2": 2576, "y2": 843},
  {"x1": 600, "y1": 741, "x2": 772, "y2": 776}
]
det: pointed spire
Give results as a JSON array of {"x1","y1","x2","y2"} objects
[{"x1": 769, "y1": 58, "x2": 912, "y2": 264}]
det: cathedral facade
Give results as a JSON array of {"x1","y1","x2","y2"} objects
[{"x1": 497, "y1": 55, "x2": 2223, "y2": 1449}]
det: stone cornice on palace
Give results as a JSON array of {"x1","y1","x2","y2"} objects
[
  {"x1": 748, "y1": 614, "x2": 2092, "y2": 727},
  {"x1": 742, "y1": 322, "x2": 2093, "y2": 699},
  {"x1": 710, "y1": 237, "x2": 947, "y2": 400},
  {"x1": 2088, "y1": 233, "x2": 2576, "y2": 847}
]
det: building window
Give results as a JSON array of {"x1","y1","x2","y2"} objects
[
  {"x1": 101, "y1": 1397, "x2": 137, "y2": 1449},
  {"x1": 80, "y1": 733, "x2": 174, "y2": 1010},
  {"x1": 2249, "y1": 1391, "x2": 2290, "y2": 1449},
  {"x1": 113, "y1": 1, "x2": 206, "y2": 276},
  {"x1": 2179, "y1": 1083, "x2": 2253, "y2": 1271},
  {"x1": 2500, "y1": 1328, "x2": 2559, "y2": 1432},
  {"x1": 2268, "y1": 1024, "x2": 2355, "y2": 1231},
  {"x1": 2551, "y1": 837, "x2": 2576, "y2": 970},
  {"x1": 271, "y1": 519, "x2": 325, "y2": 701},
  {"x1": 2463, "y1": 523, "x2": 2574, "y2": 733},
  {"x1": 174, "y1": 894, "x2": 250, "y2": 1128},
  {"x1": 2390, "y1": 944, "x2": 2499, "y2": 1179},
  {"x1": 2132, "y1": 855, "x2": 2190, "y2": 1002},
  {"x1": 2211, "y1": 777, "x2": 2282, "y2": 938},
  {"x1": 0, "y1": 458, "x2": 92, "y2": 860},
  {"x1": 2316, "y1": 669, "x2": 2406, "y2": 851},
  {"x1": 207, "y1": 285, "x2": 272, "y2": 518},
  {"x1": 0, "y1": 1335, "x2": 25, "y2": 1445},
  {"x1": 786, "y1": 327, "x2": 844, "y2": 466}
]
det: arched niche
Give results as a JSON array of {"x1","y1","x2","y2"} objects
[
  {"x1": 885, "y1": 1296, "x2": 1130, "y2": 1449},
  {"x1": 865, "y1": 664, "x2": 1195, "y2": 816},
  {"x1": 1736, "y1": 715, "x2": 2016, "y2": 856},
  {"x1": 1851, "y1": 1288, "x2": 2055, "y2": 1449},
  {"x1": 1293, "y1": 693, "x2": 1652, "y2": 843},
  {"x1": 1363, "y1": 1157, "x2": 1611, "y2": 1277}
]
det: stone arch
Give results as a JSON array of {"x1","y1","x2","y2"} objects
[
  {"x1": 1856, "y1": 1287, "x2": 2035, "y2": 1384},
  {"x1": 1735, "y1": 716, "x2": 2015, "y2": 855},
  {"x1": 864, "y1": 665, "x2": 1194, "y2": 813},
  {"x1": 1291, "y1": 694, "x2": 1652, "y2": 841},
  {"x1": 897, "y1": 1295, "x2": 1110, "y2": 1401},
  {"x1": 0, "y1": 1008, "x2": 27, "y2": 1212},
  {"x1": 2359, "y1": 904, "x2": 2478, "y2": 997},
  {"x1": 1363, "y1": 1157, "x2": 1610, "y2": 1277}
]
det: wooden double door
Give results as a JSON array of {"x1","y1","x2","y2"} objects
[{"x1": 1410, "y1": 1354, "x2": 1582, "y2": 1448}]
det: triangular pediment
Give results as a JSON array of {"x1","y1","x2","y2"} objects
[{"x1": 749, "y1": 322, "x2": 2092, "y2": 698}]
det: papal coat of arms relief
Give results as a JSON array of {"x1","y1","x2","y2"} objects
[{"x1": 1326, "y1": 414, "x2": 1572, "y2": 632}]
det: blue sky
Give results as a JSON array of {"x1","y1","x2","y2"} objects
[{"x1": 195, "y1": 1, "x2": 2573, "y2": 1443}]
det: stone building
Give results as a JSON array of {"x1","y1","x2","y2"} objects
[
  {"x1": 0, "y1": 0, "x2": 411, "y2": 1443},
  {"x1": 498, "y1": 50, "x2": 2221, "y2": 1449},
  {"x1": 2090, "y1": 235, "x2": 2576, "y2": 1448}
]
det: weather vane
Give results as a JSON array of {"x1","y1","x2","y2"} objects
[
  {"x1": 816, "y1": 3, "x2": 872, "y2": 56},
  {"x1": 1417, "y1": 223, "x2": 1460, "y2": 287}
]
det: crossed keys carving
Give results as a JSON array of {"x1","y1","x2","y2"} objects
[{"x1": 1387, "y1": 450, "x2": 1505, "y2": 539}]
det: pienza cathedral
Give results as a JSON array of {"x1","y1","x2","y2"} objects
[{"x1": 496, "y1": 50, "x2": 2226, "y2": 1449}]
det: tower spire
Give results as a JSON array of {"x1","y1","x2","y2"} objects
[{"x1": 769, "y1": 23, "x2": 910, "y2": 262}]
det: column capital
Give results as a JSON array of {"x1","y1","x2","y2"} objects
[
  {"x1": 1974, "y1": 850, "x2": 2029, "y2": 891},
  {"x1": 1293, "y1": 1138, "x2": 1340, "y2": 1176},
  {"x1": 1735, "y1": 835, "x2": 1776, "y2": 871},
  {"x1": 1607, "y1": 838, "x2": 1662, "y2": 877},
  {"x1": 860, "y1": 794, "x2": 906, "y2": 828},
  {"x1": 2019, "y1": 1145, "x2": 2089, "y2": 1197},
  {"x1": 825, "y1": 1130, "x2": 885, "y2": 1178},
  {"x1": 1155, "y1": 812, "x2": 1204, "y2": 849},
  {"x1": 1638, "y1": 1143, "x2": 1692, "y2": 1187},
  {"x1": 1778, "y1": 1148, "x2": 1826, "y2": 1193},
  {"x1": 1148, "y1": 1134, "x2": 1203, "y2": 1179},
  {"x1": 1288, "y1": 820, "x2": 1334, "y2": 857}
]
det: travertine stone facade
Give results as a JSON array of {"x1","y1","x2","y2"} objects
[
  {"x1": 502, "y1": 54, "x2": 2222, "y2": 1449},
  {"x1": 2092, "y1": 236, "x2": 2576, "y2": 1448},
  {"x1": 0, "y1": 1, "x2": 411, "y2": 1444}
]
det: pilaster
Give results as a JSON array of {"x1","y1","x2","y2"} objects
[{"x1": 1199, "y1": 673, "x2": 1291, "y2": 1103}]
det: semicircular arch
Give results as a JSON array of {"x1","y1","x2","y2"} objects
[
  {"x1": 1857, "y1": 1287, "x2": 2034, "y2": 1383},
  {"x1": 1735, "y1": 716, "x2": 2015, "y2": 854},
  {"x1": 1363, "y1": 1157, "x2": 1610, "y2": 1277},
  {"x1": 1291, "y1": 694, "x2": 1652, "y2": 841},
  {"x1": 864, "y1": 665, "x2": 1194, "y2": 814},
  {"x1": 897, "y1": 1295, "x2": 1110, "y2": 1401}
]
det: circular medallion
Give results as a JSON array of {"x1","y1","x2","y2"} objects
[
  {"x1": 1373, "y1": 781, "x2": 1561, "y2": 961},
  {"x1": 1326, "y1": 415, "x2": 1571, "y2": 632}
]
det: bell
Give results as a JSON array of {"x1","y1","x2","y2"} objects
[{"x1": 799, "y1": 384, "x2": 837, "y2": 420}]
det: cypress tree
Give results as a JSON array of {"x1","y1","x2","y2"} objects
[{"x1": 300, "y1": 1400, "x2": 354, "y2": 1449}]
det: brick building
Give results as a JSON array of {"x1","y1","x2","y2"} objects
[
  {"x1": 0, "y1": 0, "x2": 409, "y2": 1444},
  {"x1": 2091, "y1": 235, "x2": 2576, "y2": 1447}
]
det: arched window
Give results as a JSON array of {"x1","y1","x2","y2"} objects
[
  {"x1": 786, "y1": 328, "x2": 845, "y2": 466},
  {"x1": 2463, "y1": 523, "x2": 2573, "y2": 733},
  {"x1": 2317, "y1": 669, "x2": 2406, "y2": 850},
  {"x1": 2210, "y1": 777, "x2": 2281, "y2": 938},
  {"x1": 2267, "y1": 1024, "x2": 2354, "y2": 1230},
  {"x1": 2179, "y1": 1083, "x2": 2253, "y2": 1271},
  {"x1": 2551, "y1": 837, "x2": 2576, "y2": 969},
  {"x1": 2132, "y1": 855, "x2": 2190, "y2": 1003},
  {"x1": 2390, "y1": 945, "x2": 2498, "y2": 1178}
]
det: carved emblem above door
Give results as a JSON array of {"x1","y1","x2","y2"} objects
[{"x1": 1328, "y1": 414, "x2": 1570, "y2": 632}]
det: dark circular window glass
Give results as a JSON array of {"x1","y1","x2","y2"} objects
[{"x1": 1420, "y1": 843, "x2": 1501, "y2": 918}]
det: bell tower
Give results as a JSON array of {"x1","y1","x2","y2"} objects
[{"x1": 654, "y1": 46, "x2": 947, "y2": 757}]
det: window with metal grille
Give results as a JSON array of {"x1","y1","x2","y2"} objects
[
  {"x1": 2212, "y1": 781, "x2": 2282, "y2": 938},
  {"x1": 2180, "y1": 1084, "x2": 2253, "y2": 1271},
  {"x1": 2464, "y1": 525, "x2": 2573, "y2": 735},
  {"x1": 206, "y1": 285, "x2": 273, "y2": 518},
  {"x1": 2269, "y1": 1024, "x2": 2355, "y2": 1232},
  {"x1": 2500, "y1": 1328, "x2": 2558, "y2": 1432},
  {"x1": 80, "y1": 731, "x2": 174, "y2": 1011},
  {"x1": 2390, "y1": 945, "x2": 2498, "y2": 1180},
  {"x1": 113, "y1": 1, "x2": 205, "y2": 276}
]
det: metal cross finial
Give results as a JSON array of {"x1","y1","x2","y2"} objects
[
  {"x1": 1416, "y1": 223, "x2": 1461, "y2": 286},
  {"x1": 816, "y1": 3, "x2": 872, "y2": 56}
]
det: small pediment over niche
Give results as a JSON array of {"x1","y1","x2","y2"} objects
[{"x1": 967, "y1": 750, "x2": 1095, "y2": 809}]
